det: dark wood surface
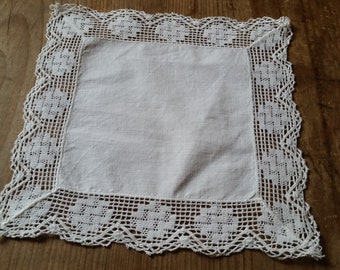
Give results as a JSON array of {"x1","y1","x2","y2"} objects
[{"x1": 0, "y1": 0, "x2": 339, "y2": 269}]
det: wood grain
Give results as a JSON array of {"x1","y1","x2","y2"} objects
[{"x1": 0, "y1": 0, "x2": 339, "y2": 269}]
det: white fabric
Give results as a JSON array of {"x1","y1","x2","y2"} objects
[
  {"x1": 0, "y1": 4, "x2": 322, "y2": 260},
  {"x1": 59, "y1": 39, "x2": 257, "y2": 200}
]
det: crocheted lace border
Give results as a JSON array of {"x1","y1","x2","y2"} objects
[{"x1": 0, "y1": 4, "x2": 322, "y2": 259}]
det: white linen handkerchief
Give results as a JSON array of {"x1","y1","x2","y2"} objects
[{"x1": 0, "y1": 4, "x2": 322, "y2": 259}]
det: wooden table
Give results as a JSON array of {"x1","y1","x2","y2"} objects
[{"x1": 0, "y1": 0, "x2": 339, "y2": 269}]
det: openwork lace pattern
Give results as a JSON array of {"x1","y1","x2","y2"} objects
[{"x1": 0, "y1": 4, "x2": 322, "y2": 259}]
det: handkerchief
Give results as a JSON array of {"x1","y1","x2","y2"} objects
[{"x1": 0, "y1": 3, "x2": 322, "y2": 259}]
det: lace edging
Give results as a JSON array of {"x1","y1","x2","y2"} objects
[{"x1": 0, "y1": 4, "x2": 322, "y2": 260}]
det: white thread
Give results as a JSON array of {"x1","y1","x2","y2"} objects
[{"x1": 0, "y1": 4, "x2": 322, "y2": 259}]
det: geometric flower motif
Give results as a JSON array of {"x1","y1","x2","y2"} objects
[
  {"x1": 33, "y1": 88, "x2": 70, "y2": 120},
  {"x1": 5, "y1": 186, "x2": 48, "y2": 218},
  {"x1": 257, "y1": 101, "x2": 291, "y2": 135},
  {"x1": 56, "y1": 13, "x2": 93, "y2": 38},
  {"x1": 69, "y1": 198, "x2": 114, "y2": 232},
  {"x1": 131, "y1": 202, "x2": 176, "y2": 241},
  {"x1": 45, "y1": 48, "x2": 76, "y2": 76},
  {"x1": 260, "y1": 148, "x2": 294, "y2": 186},
  {"x1": 14, "y1": 199, "x2": 52, "y2": 231},
  {"x1": 272, "y1": 202, "x2": 304, "y2": 235},
  {"x1": 194, "y1": 204, "x2": 238, "y2": 244},
  {"x1": 203, "y1": 24, "x2": 237, "y2": 46},
  {"x1": 155, "y1": 20, "x2": 189, "y2": 42},
  {"x1": 4, "y1": 186, "x2": 52, "y2": 230},
  {"x1": 250, "y1": 24, "x2": 273, "y2": 41},
  {"x1": 108, "y1": 16, "x2": 142, "y2": 39},
  {"x1": 22, "y1": 132, "x2": 59, "y2": 169},
  {"x1": 258, "y1": 202, "x2": 304, "y2": 245},
  {"x1": 253, "y1": 61, "x2": 284, "y2": 89},
  {"x1": 250, "y1": 24, "x2": 281, "y2": 46}
]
